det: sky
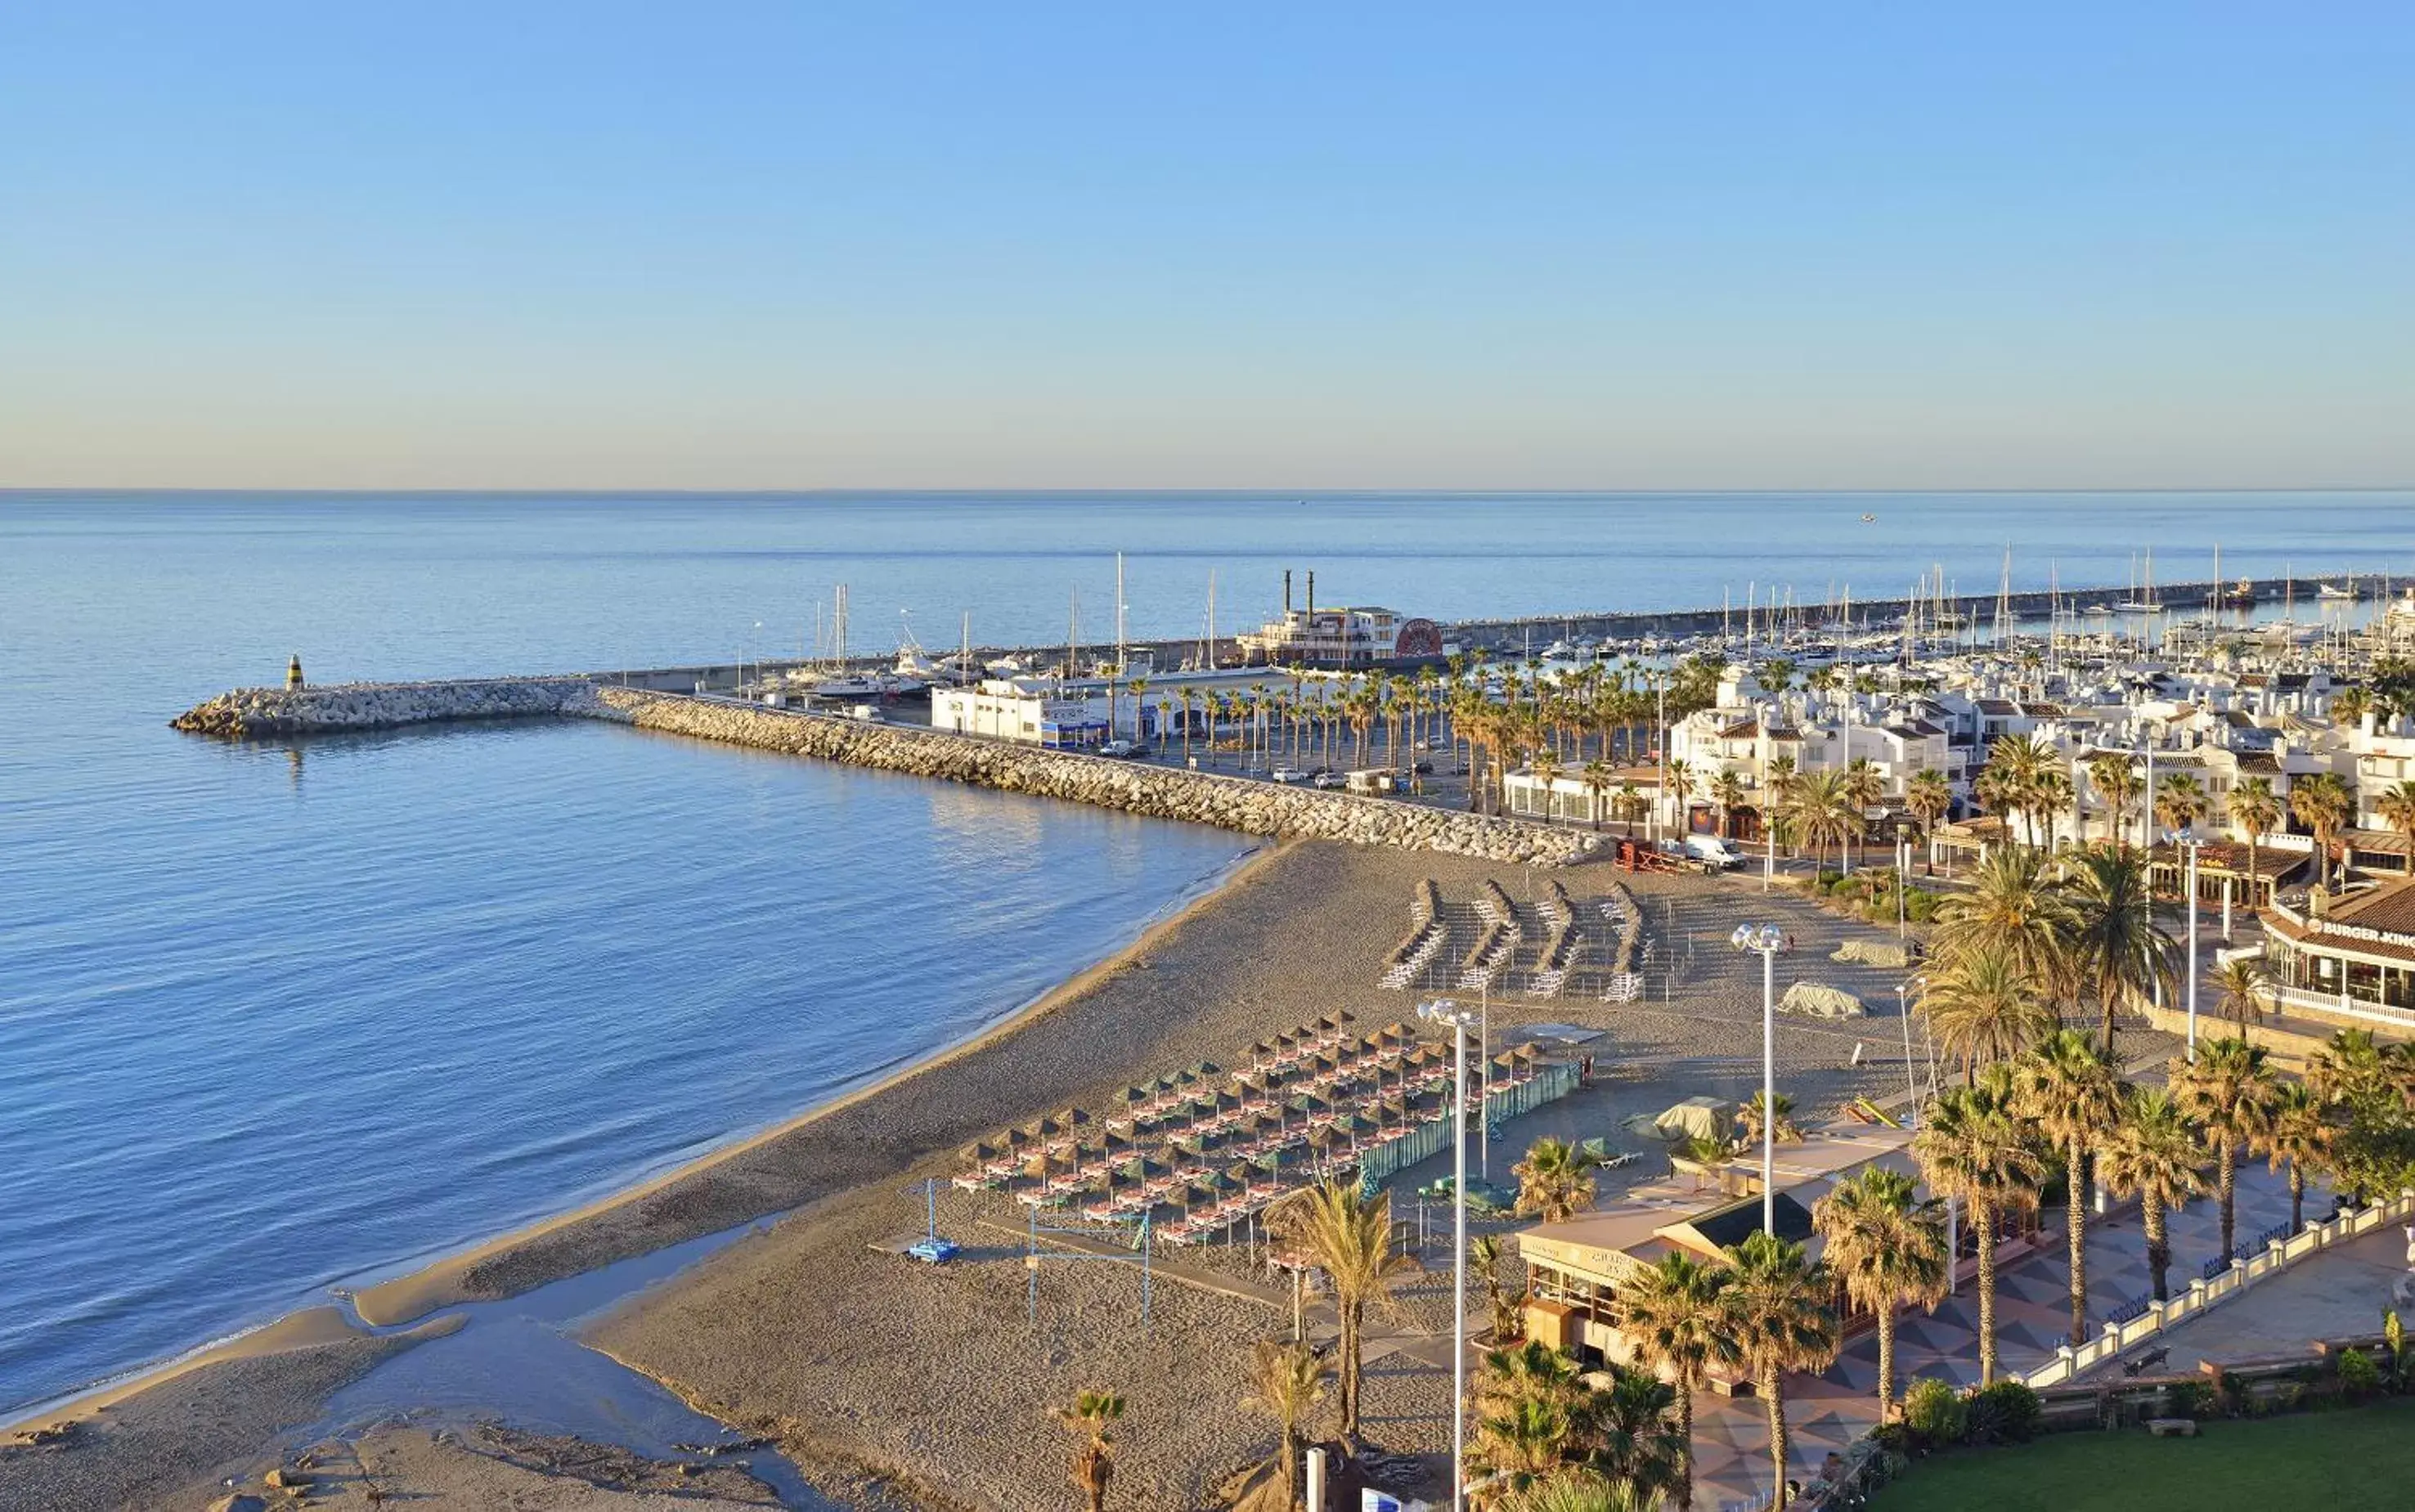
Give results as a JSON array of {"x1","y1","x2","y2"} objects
[{"x1": 2, "y1": 3, "x2": 2410, "y2": 491}]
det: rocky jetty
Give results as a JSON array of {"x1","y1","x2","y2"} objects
[
  {"x1": 169, "y1": 678, "x2": 600, "y2": 738},
  {"x1": 171, "y1": 680, "x2": 1596, "y2": 864},
  {"x1": 588, "y1": 688, "x2": 1593, "y2": 864}
]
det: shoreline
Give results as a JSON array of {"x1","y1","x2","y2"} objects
[
  {"x1": 352, "y1": 834, "x2": 1276, "y2": 1326},
  {"x1": 2, "y1": 837, "x2": 1279, "y2": 1438}
]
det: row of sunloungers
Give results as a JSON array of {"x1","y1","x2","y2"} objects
[
  {"x1": 956, "y1": 1013, "x2": 1555, "y2": 1244},
  {"x1": 1381, "y1": 883, "x2": 1450, "y2": 989}
]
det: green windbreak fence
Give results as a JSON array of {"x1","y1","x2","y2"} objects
[{"x1": 1359, "y1": 1061, "x2": 1580, "y2": 1187}]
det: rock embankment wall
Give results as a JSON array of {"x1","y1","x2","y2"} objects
[
  {"x1": 171, "y1": 680, "x2": 1596, "y2": 865},
  {"x1": 169, "y1": 679, "x2": 601, "y2": 737}
]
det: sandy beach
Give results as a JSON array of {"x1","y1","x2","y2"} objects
[{"x1": 3, "y1": 837, "x2": 1918, "y2": 1510}]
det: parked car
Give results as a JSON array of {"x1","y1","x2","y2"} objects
[
  {"x1": 1271, "y1": 767, "x2": 1308, "y2": 783},
  {"x1": 1312, "y1": 772, "x2": 1349, "y2": 789},
  {"x1": 1099, "y1": 739, "x2": 1142, "y2": 759},
  {"x1": 1411, "y1": 760, "x2": 1434, "y2": 774}
]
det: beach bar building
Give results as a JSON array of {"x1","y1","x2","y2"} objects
[{"x1": 1516, "y1": 1123, "x2": 2046, "y2": 1380}]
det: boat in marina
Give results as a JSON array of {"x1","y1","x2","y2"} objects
[{"x1": 2317, "y1": 579, "x2": 2359, "y2": 603}]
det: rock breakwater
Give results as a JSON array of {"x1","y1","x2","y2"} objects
[
  {"x1": 169, "y1": 678, "x2": 601, "y2": 738},
  {"x1": 171, "y1": 680, "x2": 1596, "y2": 864}
]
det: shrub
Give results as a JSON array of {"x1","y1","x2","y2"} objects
[
  {"x1": 1964, "y1": 1380, "x2": 2044, "y2": 1444},
  {"x1": 1816, "y1": 869, "x2": 1844, "y2": 892},
  {"x1": 1901, "y1": 1376, "x2": 1967, "y2": 1449},
  {"x1": 1906, "y1": 891, "x2": 1941, "y2": 924},
  {"x1": 2162, "y1": 1380, "x2": 2215, "y2": 1420},
  {"x1": 2337, "y1": 1347, "x2": 2381, "y2": 1400}
]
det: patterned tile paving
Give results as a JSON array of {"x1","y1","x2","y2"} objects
[{"x1": 1686, "y1": 1162, "x2": 2316, "y2": 1510}]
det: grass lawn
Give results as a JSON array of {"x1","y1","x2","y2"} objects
[{"x1": 1869, "y1": 1399, "x2": 2415, "y2": 1511}]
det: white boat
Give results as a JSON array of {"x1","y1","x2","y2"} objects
[
  {"x1": 2317, "y1": 581, "x2": 2358, "y2": 602},
  {"x1": 813, "y1": 671, "x2": 924, "y2": 700}
]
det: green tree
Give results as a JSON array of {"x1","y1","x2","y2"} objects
[
  {"x1": 1721, "y1": 1232, "x2": 1839, "y2": 1512},
  {"x1": 2292, "y1": 773, "x2": 2354, "y2": 891},
  {"x1": 1914, "y1": 1066, "x2": 2045, "y2": 1384},
  {"x1": 1513, "y1": 1137, "x2": 1604, "y2": 1224},
  {"x1": 1240, "y1": 1341, "x2": 1331, "y2": 1512},
  {"x1": 1269, "y1": 1182, "x2": 1418, "y2": 1439},
  {"x1": 1055, "y1": 1389, "x2": 1125, "y2": 1512},
  {"x1": 1919, "y1": 943, "x2": 2058, "y2": 1080},
  {"x1": 2013, "y1": 1030, "x2": 2127, "y2": 1347},
  {"x1": 2062, "y1": 845, "x2": 2177, "y2": 1057},
  {"x1": 1812, "y1": 1166, "x2": 1950, "y2": 1416},
  {"x1": 1611, "y1": 1253, "x2": 1735, "y2": 1512},
  {"x1": 2211, "y1": 954, "x2": 2274, "y2": 1040},
  {"x1": 2226, "y1": 777, "x2": 2282, "y2": 912},
  {"x1": 2098, "y1": 1087, "x2": 2207, "y2": 1302},
  {"x1": 2253, "y1": 1081, "x2": 2334, "y2": 1236},
  {"x1": 1906, "y1": 768, "x2": 1952, "y2": 875},
  {"x1": 2171, "y1": 1037, "x2": 2280, "y2": 1266}
]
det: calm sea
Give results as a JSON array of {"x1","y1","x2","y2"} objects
[{"x1": 1, "y1": 489, "x2": 2407, "y2": 1416}]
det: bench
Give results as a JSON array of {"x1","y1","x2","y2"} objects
[
  {"x1": 2145, "y1": 1417, "x2": 2198, "y2": 1438},
  {"x1": 2122, "y1": 1346, "x2": 2171, "y2": 1378}
]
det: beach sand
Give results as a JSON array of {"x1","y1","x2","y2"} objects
[{"x1": 4, "y1": 837, "x2": 1918, "y2": 1510}]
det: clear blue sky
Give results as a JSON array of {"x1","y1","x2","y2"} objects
[{"x1": 2, "y1": 3, "x2": 2408, "y2": 489}]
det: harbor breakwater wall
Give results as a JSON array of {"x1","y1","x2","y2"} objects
[{"x1": 172, "y1": 680, "x2": 1596, "y2": 865}]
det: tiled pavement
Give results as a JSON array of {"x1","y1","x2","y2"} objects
[{"x1": 1688, "y1": 1162, "x2": 2316, "y2": 1511}]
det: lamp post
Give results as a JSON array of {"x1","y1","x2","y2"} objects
[
  {"x1": 1419, "y1": 996, "x2": 1483, "y2": 1510},
  {"x1": 2167, "y1": 828, "x2": 2203, "y2": 1061},
  {"x1": 1897, "y1": 976, "x2": 1924, "y2": 1119},
  {"x1": 1730, "y1": 923, "x2": 1793, "y2": 1234}
]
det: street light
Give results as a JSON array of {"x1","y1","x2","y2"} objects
[
  {"x1": 2166, "y1": 828, "x2": 2204, "y2": 1061},
  {"x1": 1896, "y1": 976, "x2": 1925, "y2": 1119},
  {"x1": 1418, "y1": 996, "x2": 1483, "y2": 1511},
  {"x1": 1730, "y1": 922, "x2": 1793, "y2": 1234}
]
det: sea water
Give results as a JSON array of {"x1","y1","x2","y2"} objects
[{"x1": 1, "y1": 488, "x2": 2406, "y2": 1415}]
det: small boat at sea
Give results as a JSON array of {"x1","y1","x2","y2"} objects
[{"x1": 2317, "y1": 580, "x2": 2358, "y2": 602}]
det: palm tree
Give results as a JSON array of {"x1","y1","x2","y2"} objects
[
  {"x1": 2332, "y1": 684, "x2": 2375, "y2": 729},
  {"x1": 1930, "y1": 844, "x2": 2074, "y2": 992},
  {"x1": 2291, "y1": 772, "x2": 2354, "y2": 891},
  {"x1": 1919, "y1": 943, "x2": 2057, "y2": 1079},
  {"x1": 1472, "y1": 1233, "x2": 1525, "y2": 1341},
  {"x1": 2254, "y1": 1081, "x2": 2334, "y2": 1236},
  {"x1": 1241, "y1": 1340, "x2": 1331, "y2": 1512},
  {"x1": 1125, "y1": 675, "x2": 1150, "y2": 743},
  {"x1": 1269, "y1": 1182, "x2": 1418, "y2": 1439},
  {"x1": 2032, "y1": 767, "x2": 2076, "y2": 854},
  {"x1": 1499, "y1": 1471, "x2": 1654, "y2": 1512},
  {"x1": 1843, "y1": 758, "x2": 1885, "y2": 868},
  {"x1": 2086, "y1": 750, "x2": 2143, "y2": 851},
  {"x1": 2153, "y1": 772, "x2": 2209, "y2": 837},
  {"x1": 2211, "y1": 954, "x2": 2274, "y2": 1039},
  {"x1": 1581, "y1": 759, "x2": 1615, "y2": 832},
  {"x1": 1789, "y1": 769, "x2": 1861, "y2": 874},
  {"x1": 1906, "y1": 768, "x2": 1951, "y2": 874},
  {"x1": 1513, "y1": 1137, "x2": 1602, "y2": 1224},
  {"x1": 2170, "y1": 1036, "x2": 2279, "y2": 1266},
  {"x1": 1531, "y1": 746, "x2": 1566, "y2": 821},
  {"x1": 1177, "y1": 686, "x2": 1196, "y2": 760},
  {"x1": 1721, "y1": 1231, "x2": 1839, "y2": 1511},
  {"x1": 1735, "y1": 1090, "x2": 1803, "y2": 1149},
  {"x1": 2227, "y1": 777, "x2": 2282, "y2": 912},
  {"x1": 2098, "y1": 1087, "x2": 2207, "y2": 1303},
  {"x1": 1612, "y1": 1253, "x2": 1735, "y2": 1512},
  {"x1": 1913, "y1": 1066, "x2": 2044, "y2": 1384},
  {"x1": 1711, "y1": 769, "x2": 1748, "y2": 840},
  {"x1": 2013, "y1": 1030, "x2": 2126, "y2": 1346},
  {"x1": 2062, "y1": 845, "x2": 2177, "y2": 1057},
  {"x1": 1054, "y1": 1389, "x2": 1125, "y2": 1512},
  {"x1": 1587, "y1": 1366, "x2": 1685, "y2": 1506},
  {"x1": 1812, "y1": 1167, "x2": 1950, "y2": 1416},
  {"x1": 2378, "y1": 780, "x2": 2415, "y2": 841}
]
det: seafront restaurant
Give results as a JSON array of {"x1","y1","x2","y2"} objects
[
  {"x1": 2144, "y1": 837, "x2": 2308, "y2": 914},
  {"x1": 1515, "y1": 1123, "x2": 2044, "y2": 1384},
  {"x1": 2260, "y1": 877, "x2": 2415, "y2": 1030}
]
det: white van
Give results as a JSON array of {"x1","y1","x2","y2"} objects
[{"x1": 1684, "y1": 833, "x2": 1743, "y2": 869}]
